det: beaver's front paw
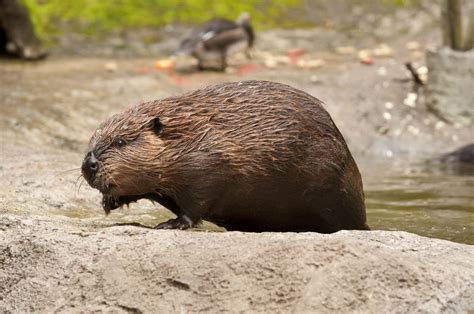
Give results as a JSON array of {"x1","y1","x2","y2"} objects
[{"x1": 102, "y1": 195, "x2": 121, "y2": 214}]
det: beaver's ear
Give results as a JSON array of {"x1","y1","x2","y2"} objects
[{"x1": 150, "y1": 117, "x2": 164, "y2": 136}]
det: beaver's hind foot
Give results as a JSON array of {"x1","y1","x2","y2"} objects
[{"x1": 154, "y1": 215, "x2": 196, "y2": 230}]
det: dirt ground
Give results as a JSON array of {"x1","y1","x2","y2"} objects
[{"x1": 0, "y1": 3, "x2": 473, "y2": 312}]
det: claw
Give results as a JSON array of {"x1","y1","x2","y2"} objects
[{"x1": 154, "y1": 215, "x2": 193, "y2": 230}]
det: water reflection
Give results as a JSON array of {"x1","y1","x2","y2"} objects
[{"x1": 362, "y1": 159, "x2": 474, "y2": 244}]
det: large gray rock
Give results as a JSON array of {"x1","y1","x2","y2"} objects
[
  {"x1": 426, "y1": 48, "x2": 474, "y2": 125},
  {"x1": 0, "y1": 214, "x2": 473, "y2": 313}
]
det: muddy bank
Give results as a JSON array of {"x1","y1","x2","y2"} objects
[{"x1": 1, "y1": 214, "x2": 473, "y2": 312}]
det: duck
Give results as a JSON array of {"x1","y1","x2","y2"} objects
[{"x1": 176, "y1": 13, "x2": 254, "y2": 71}]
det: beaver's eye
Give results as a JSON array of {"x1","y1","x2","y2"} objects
[{"x1": 115, "y1": 138, "x2": 126, "y2": 148}]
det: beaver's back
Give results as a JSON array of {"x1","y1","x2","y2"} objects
[{"x1": 154, "y1": 81, "x2": 348, "y2": 175}]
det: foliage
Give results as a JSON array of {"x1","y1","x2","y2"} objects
[
  {"x1": 21, "y1": 0, "x2": 302, "y2": 39},
  {"x1": 383, "y1": 0, "x2": 418, "y2": 6}
]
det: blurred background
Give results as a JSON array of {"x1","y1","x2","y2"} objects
[{"x1": 0, "y1": 0, "x2": 473, "y2": 243}]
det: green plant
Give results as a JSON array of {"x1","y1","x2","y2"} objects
[{"x1": 21, "y1": 0, "x2": 302, "y2": 39}]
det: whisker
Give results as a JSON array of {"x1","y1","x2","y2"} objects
[
  {"x1": 77, "y1": 177, "x2": 85, "y2": 194},
  {"x1": 53, "y1": 167, "x2": 82, "y2": 178},
  {"x1": 61, "y1": 167, "x2": 82, "y2": 173},
  {"x1": 74, "y1": 174, "x2": 83, "y2": 188}
]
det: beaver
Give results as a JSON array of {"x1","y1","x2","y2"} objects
[{"x1": 82, "y1": 80, "x2": 369, "y2": 232}]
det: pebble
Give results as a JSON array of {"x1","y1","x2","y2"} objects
[
  {"x1": 383, "y1": 112, "x2": 392, "y2": 121},
  {"x1": 297, "y1": 59, "x2": 325, "y2": 69},
  {"x1": 417, "y1": 66, "x2": 428, "y2": 75},
  {"x1": 264, "y1": 58, "x2": 278, "y2": 68},
  {"x1": 377, "y1": 67, "x2": 387, "y2": 76},
  {"x1": 403, "y1": 93, "x2": 418, "y2": 107},
  {"x1": 385, "y1": 102, "x2": 394, "y2": 109},
  {"x1": 309, "y1": 75, "x2": 321, "y2": 83},
  {"x1": 406, "y1": 41, "x2": 421, "y2": 50},
  {"x1": 378, "y1": 125, "x2": 390, "y2": 134},
  {"x1": 336, "y1": 46, "x2": 356, "y2": 55},
  {"x1": 435, "y1": 121, "x2": 445, "y2": 130},
  {"x1": 104, "y1": 62, "x2": 118, "y2": 72},
  {"x1": 373, "y1": 44, "x2": 394, "y2": 57},
  {"x1": 407, "y1": 125, "x2": 420, "y2": 135},
  {"x1": 155, "y1": 59, "x2": 175, "y2": 72},
  {"x1": 358, "y1": 49, "x2": 372, "y2": 60}
]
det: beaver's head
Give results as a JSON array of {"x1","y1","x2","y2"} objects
[{"x1": 81, "y1": 107, "x2": 167, "y2": 213}]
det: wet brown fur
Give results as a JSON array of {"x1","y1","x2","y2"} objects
[{"x1": 84, "y1": 80, "x2": 369, "y2": 232}]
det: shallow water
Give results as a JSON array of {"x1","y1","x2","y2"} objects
[
  {"x1": 52, "y1": 159, "x2": 474, "y2": 244},
  {"x1": 362, "y1": 160, "x2": 474, "y2": 244}
]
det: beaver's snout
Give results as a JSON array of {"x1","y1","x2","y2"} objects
[{"x1": 82, "y1": 151, "x2": 99, "y2": 185}]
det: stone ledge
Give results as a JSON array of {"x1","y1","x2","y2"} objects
[{"x1": 0, "y1": 214, "x2": 473, "y2": 313}]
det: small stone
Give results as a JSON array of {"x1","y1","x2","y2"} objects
[
  {"x1": 407, "y1": 125, "x2": 420, "y2": 135},
  {"x1": 373, "y1": 44, "x2": 394, "y2": 57},
  {"x1": 378, "y1": 125, "x2": 390, "y2": 134},
  {"x1": 104, "y1": 62, "x2": 118, "y2": 72},
  {"x1": 377, "y1": 67, "x2": 387, "y2": 76},
  {"x1": 155, "y1": 58, "x2": 175, "y2": 72},
  {"x1": 417, "y1": 66, "x2": 428, "y2": 75},
  {"x1": 406, "y1": 41, "x2": 421, "y2": 50},
  {"x1": 264, "y1": 58, "x2": 278, "y2": 68},
  {"x1": 336, "y1": 46, "x2": 356, "y2": 55},
  {"x1": 403, "y1": 93, "x2": 418, "y2": 107},
  {"x1": 358, "y1": 49, "x2": 372, "y2": 60},
  {"x1": 309, "y1": 75, "x2": 321, "y2": 83},
  {"x1": 297, "y1": 59, "x2": 325, "y2": 69},
  {"x1": 225, "y1": 67, "x2": 238, "y2": 74},
  {"x1": 383, "y1": 112, "x2": 392, "y2": 121},
  {"x1": 385, "y1": 102, "x2": 394, "y2": 109},
  {"x1": 435, "y1": 121, "x2": 445, "y2": 130}
]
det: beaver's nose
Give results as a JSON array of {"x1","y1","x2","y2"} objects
[{"x1": 82, "y1": 151, "x2": 99, "y2": 181}]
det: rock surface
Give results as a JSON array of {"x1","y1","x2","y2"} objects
[
  {"x1": 1, "y1": 214, "x2": 473, "y2": 313},
  {"x1": 426, "y1": 48, "x2": 474, "y2": 125}
]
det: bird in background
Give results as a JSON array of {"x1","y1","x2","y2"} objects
[{"x1": 176, "y1": 12, "x2": 254, "y2": 71}]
